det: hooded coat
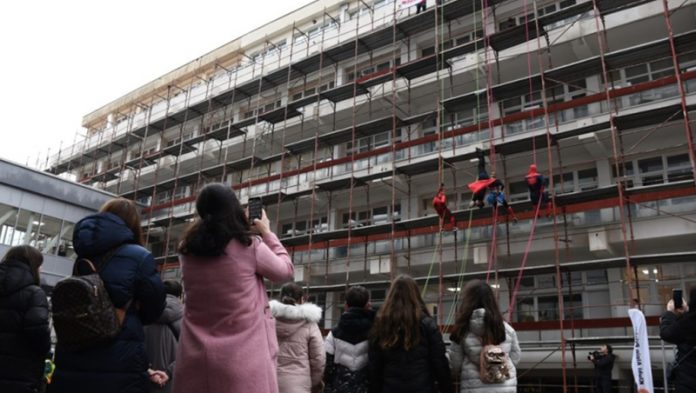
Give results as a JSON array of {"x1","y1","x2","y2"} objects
[
  {"x1": 660, "y1": 311, "x2": 696, "y2": 393},
  {"x1": 324, "y1": 307, "x2": 375, "y2": 393},
  {"x1": 144, "y1": 294, "x2": 184, "y2": 393},
  {"x1": 49, "y1": 212, "x2": 166, "y2": 393},
  {"x1": 270, "y1": 300, "x2": 326, "y2": 393},
  {"x1": 448, "y1": 309, "x2": 521, "y2": 393},
  {"x1": 172, "y1": 233, "x2": 294, "y2": 393},
  {"x1": 0, "y1": 259, "x2": 50, "y2": 393}
]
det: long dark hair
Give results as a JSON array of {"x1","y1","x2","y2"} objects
[
  {"x1": 2, "y1": 245, "x2": 44, "y2": 285},
  {"x1": 371, "y1": 275, "x2": 427, "y2": 351},
  {"x1": 450, "y1": 279, "x2": 506, "y2": 345},
  {"x1": 100, "y1": 198, "x2": 144, "y2": 245},
  {"x1": 280, "y1": 282, "x2": 304, "y2": 305},
  {"x1": 179, "y1": 183, "x2": 252, "y2": 256}
]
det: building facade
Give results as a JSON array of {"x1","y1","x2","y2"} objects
[
  {"x1": 1, "y1": 158, "x2": 114, "y2": 286},
  {"x1": 47, "y1": 0, "x2": 696, "y2": 389}
]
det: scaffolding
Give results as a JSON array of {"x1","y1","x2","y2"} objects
[{"x1": 45, "y1": 0, "x2": 696, "y2": 389}]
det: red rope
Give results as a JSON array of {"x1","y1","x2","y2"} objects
[
  {"x1": 485, "y1": 205, "x2": 500, "y2": 283},
  {"x1": 507, "y1": 192, "x2": 544, "y2": 321}
]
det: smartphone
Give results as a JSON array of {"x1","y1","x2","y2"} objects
[
  {"x1": 248, "y1": 198, "x2": 263, "y2": 221},
  {"x1": 673, "y1": 288, "x2": 684, "y2": 309}
]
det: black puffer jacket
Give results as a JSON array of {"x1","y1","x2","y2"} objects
[
  {"x1": 0, "y1": 259, "x2": 50, "y2": 393},
  {"x1": 660, "y1": 311, "x2": 696, "y2": 393},
  {"x1": 49, "y1": 213, "x2": 166, "y2": 393},
  {"x1": 324, "y1": 307, "x2": 375, "y2": 393},
  {"x1": 368, "y1": 315, "x2": 453, "y2": 393}
]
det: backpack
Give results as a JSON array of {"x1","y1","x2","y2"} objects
[
  {"x1": 52, "y1": 246, "x2": 130, "y2": 352},
  {"x1": 479, "y1": 343, "x2": 510, "y2": 384}
]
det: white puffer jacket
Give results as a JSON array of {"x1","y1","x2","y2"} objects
[
  {"x1": 448, "y1": 308, "x2": 521, "y2": 393},
  {"x1": 325, "y1": 332, "x2": 368, "y2": 371}
]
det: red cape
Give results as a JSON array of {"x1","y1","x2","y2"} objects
[{"x1": 468, "y1": 178, "x2": 496, "y2": 194}]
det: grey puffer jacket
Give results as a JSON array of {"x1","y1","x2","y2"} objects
[
  {"x1": 448, "y1": 309, "x2": 521, "y2": 393},
  {"x1": 270, "y1": 300, "x2": 326, "y2": 393},
  {"x1": 144, "y1": 294, "x2": 183, "y2": 393}
]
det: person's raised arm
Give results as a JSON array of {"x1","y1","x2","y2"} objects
[{"x1": 253, "y1": 209, "x2": 294, "y2": 282}]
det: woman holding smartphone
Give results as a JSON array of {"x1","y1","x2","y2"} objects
[
  {"x1": 660, "y1": 288, "x2": 696, "y2": 393},
  {"x1": 173, "y1": 183, "x2": 295, "y2": 393}
]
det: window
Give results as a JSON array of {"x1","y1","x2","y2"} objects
[
  {"x1": 577, "y1": 168, "x2": 598, "y2": 191},
  {"x1": 421, "y1": 46, "x2": 435, "y2": 57},
  {"x1": 667, "y1": 153, "x2": 692, "y2": 182},
  {"x1": 343, "y1": 204, "x2": 400, "y2": 228},
  {"x1": 553, "y1": 172, "x2": 574, "y2": 194},
  {"x1": 586, "y1": 270, "x2": 608, "y2": 285},
  {"x1": 347, "y1": 56, "x2": 400, "y2": 82},
  {"x1": 501, "y1": 0, "x2": 576, "y2": 29},
  {"x1": 280, "y1": 216, "x2": 329, "y2": 238},
  {"x1": 515, "y1": 298, "x2": 535, "y2": 322},
  {"x1": 508, "y1": 181, "x2": 529, "y2": 202},
  {"x1": 289, "y1": 79, "x2": 335, "y2": 102},
  {"x1": 638, "y1": 157, "x2": 664, "y2": 186},
  {"x1": 345, "y1": 130, "x2": 400, "y2": 157},
  {"x1": 538, "y1": 296, "x2": 559, "y2": 321}
]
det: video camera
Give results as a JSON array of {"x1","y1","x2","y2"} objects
[{"x1": 588, "y1": 350, "x2": 604, "y2": 361}]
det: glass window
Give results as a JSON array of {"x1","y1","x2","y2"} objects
[
  {"x1": 577, "y1": 168, "x2": 598, "y2": 191},
  {"x1": 564, "y1": 294, "x2": 583, "y2": 320},
  {"x1": 638, "y1": 156, "x2": 664, "y2": 186},
  {"x1": 667, "y1": 153, "x2": 692, "y2": 182},
  {"x1": 0, "y1": 204, "x2": 19, "y2": 246},
  {"x1": 36, "y1": 215, "x2": 64, "y2": 255},
  {"x1": 586, "y1": 269, "x2": 608, "y2": 285},
  {"x1": 538, "y1": 274, "x2": 556, "y2": 289},
  {"x1": 515, "y1": 298, "x2": 535, "y2": 322},
  {"x1": 520, "y1": 276, "x2": 535, "y2": 289},
  {"x1": 538, "y1": 296, "x2": 559, "y2": 321},
  {"x1": 553, "y1": 172, "x2": 574, "y2": 194}
]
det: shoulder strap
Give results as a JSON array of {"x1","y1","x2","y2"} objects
[
  {"x1": 94, "y1": 244, "x2": 129, "y2": 273},
  {"x1": 73, "y1": 244, "x2": 128, "y2": 276}
]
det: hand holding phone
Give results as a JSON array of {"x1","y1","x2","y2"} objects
[{"x1": 248, "y1": 198, "x2": 263, "y2": 221}]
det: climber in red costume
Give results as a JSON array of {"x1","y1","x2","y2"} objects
[
  {"x1": 525, "y1": 164, "x2": 553, "y2": 217},
  {"x1": 433, "y1": 183, "x2": 456, "y2": 227},
  {"x1": 468, "y1": 148, "x2": 518, "y2": 223}
]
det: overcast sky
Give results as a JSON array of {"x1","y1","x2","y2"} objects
[{"x1": 0, "y1": 0, "x2": 314, "y2": 167}]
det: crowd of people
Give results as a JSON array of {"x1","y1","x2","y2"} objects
[{"x1": 0, "y1": 181, "x2": 693, "y2": 393}]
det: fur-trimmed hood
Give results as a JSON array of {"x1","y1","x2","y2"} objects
[
  {"x1": 270, "y1": 300, "x2": 323, "y2": 340},
  {"x1": 270, "y1": 300, "x2": 322, "y2": 322}
]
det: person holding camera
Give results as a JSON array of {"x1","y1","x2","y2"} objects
[
  {"x1": 660, "y1": 288, "x2": 696, "y2": 393},
  {"x1": 588, "y1": 345, "x2": 615, "y2": 393}
]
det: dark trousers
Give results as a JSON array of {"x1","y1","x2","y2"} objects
[
  {"x1": 416, "y1": 2, "x2": 426, "y2": 13},
  {"x1": 595, "y1": 376, "x2": 612, "y2": 393}
]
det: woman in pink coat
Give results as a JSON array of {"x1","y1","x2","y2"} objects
[{"x1": 173, "y1": 183, "x2": 294, "y2": 393}]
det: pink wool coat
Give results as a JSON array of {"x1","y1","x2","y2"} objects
[{"x1": 173, "y1": 233, "x2": 294, "y2": 393}]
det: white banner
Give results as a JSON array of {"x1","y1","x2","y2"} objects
[
  {"x1": 629, "y1": 308, "x2": 654, "y2": 393},
  {"x1": 401, "y1": 0, "x2": 422, "y2": 5}
]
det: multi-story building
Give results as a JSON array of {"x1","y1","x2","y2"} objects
[
  {"x1": 1, "y1": 158, "x2": 114, "y2": 287},
  {"x1": 47, "y1": 0, "x2": 696, "y2": 389}
]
